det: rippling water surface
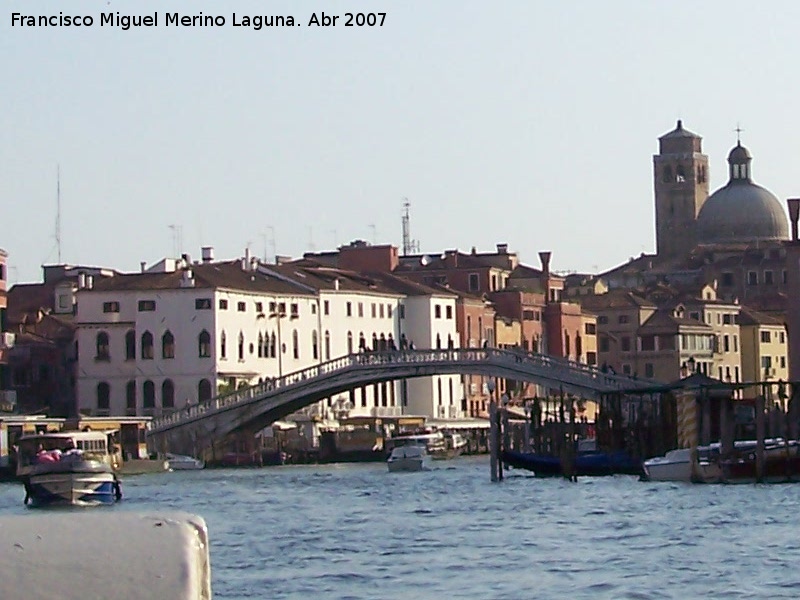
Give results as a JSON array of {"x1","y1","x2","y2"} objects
[{"x1": 2, "y1": 457, "x2": 800, "y2": 599}]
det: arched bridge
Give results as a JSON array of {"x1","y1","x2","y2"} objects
[{"x1": 146, "y1": 348, "x2": 653, "y2": 455}]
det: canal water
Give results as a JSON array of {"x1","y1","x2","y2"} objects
[{"x1": 1, "y1": 457, "x2": 799, "y2": 599}]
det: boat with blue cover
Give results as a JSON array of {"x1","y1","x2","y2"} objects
[{"x1": 502, "y1": 449, "x2": 643, "y2": 477}]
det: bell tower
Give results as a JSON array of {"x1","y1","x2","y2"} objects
[{"x1": 653, "y1": 120, "x2": 710, "y2": 259}]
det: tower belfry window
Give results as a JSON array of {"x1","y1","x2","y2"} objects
[
  {"x1": 662, "y1": 166, "x2": 672, "y2": 183},
  {"x1": 676, "y1": 165, "x2": 686, "y2": 182}
]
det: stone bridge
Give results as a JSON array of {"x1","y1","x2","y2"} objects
[{"x1": 146, "y1": 348, "x2": 654, "y2": 456}]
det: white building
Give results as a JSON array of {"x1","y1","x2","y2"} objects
[{"x1": 76, "y1": 251, "x2": 464, "y2": 420}]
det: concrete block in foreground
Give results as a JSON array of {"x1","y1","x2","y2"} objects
[{"x1": 0, "y1": 511, "x2": 212, "y2": 600}]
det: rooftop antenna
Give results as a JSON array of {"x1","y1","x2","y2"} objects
[
  {"x1": 401, "y1": 198, "x2": 420, "y2": 255},
  {"x1": 56, "y1": 165, "x2": 62, "y2": 263}
]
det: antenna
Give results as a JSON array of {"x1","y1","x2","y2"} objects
[
  {"x1": 56, "y1": 165, "x2": 62, "y2": 263},
  {"x1": 168, "y1": 224, "x2": 183, "y2": 256},
  {"x1": 401, "y1": 198, "x2": 420, "y2": 255}
]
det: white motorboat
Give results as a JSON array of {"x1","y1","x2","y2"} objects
[
  {"x1": 165, "y1": 453, "x2": 205, "y2": 471},
  {"x1": 642, "y1": 448, "x2": 693, "y2": 482},
  {"x1": 387, "y1": 445, "x2": 430, "y2": 472}
]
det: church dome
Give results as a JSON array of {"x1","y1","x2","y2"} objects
[{"x1": 696, "y1": 142, "x2": 788, "y2": 244}]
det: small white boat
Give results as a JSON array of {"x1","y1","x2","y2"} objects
[
  {"x1": 16, "y1": 431, "x2": 123, "y2": 507},
  {"x1": 387, "y1": 445, "x2": 430, "y2": 472},
  {"x1": 165, "y1": 453, "x2": 205, "y2": 471},
  {"x1": 643, "y1": 448, "x2": 692, "y2": 482}
]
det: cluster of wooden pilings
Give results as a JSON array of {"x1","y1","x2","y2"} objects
[{"x1": 489, "y1": 388, "x2": 675, "y2": 482}]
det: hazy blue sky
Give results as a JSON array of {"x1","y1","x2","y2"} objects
[{"x1": 3, "y1": 0, "x2": 800, "y2": 284}]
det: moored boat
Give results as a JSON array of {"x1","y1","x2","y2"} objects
[
  {"x1": 642, "y1": 448, "x2": 693, "y2": 482},
  {"x1": 502, "y1": 449, "x2": 642, "y2": 477},
  {"x1": 165, "y1": 453, "x2": 205, "y2": 471}
]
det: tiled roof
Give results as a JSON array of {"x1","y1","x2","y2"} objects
[
  {"x1": 738, "y1": 306, "x2": 785, "y2": 326},
  {"x1": 639, "y1": 310, "x2": 712, "y2": 332},
  {"x1": 576, "y1": 290, "x2": 655, "y2": 310}
]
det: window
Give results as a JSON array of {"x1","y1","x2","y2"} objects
[
  {"x1": 198, "y1": 379, "x2": 212, "y2": 403},
  {"x1": 269, "y1": 332, "x2": 277, "y2": 357},
  {"x1": 358, "y1": 303, "x2": 363, "y2": 317},
  {"x1": 723, "y1": 314, "x2": 733, "y2": 325},
  {"x1": 126, "y1": 381, "x2": 136, "y2": 415},
  {"x1": 162, "y1": 380, "x2": 175, "y2": 410},
  {"x1": 96, "y1": 332, "x2": 110, "y2": 361},
  {"x1": 195, "y1": 298, "x2": 212, "y2": 310},
  {"x1": 721, "y1": 272, "x2": 734, "y2": 286},
  {"x1": 388, "y1": 305, "x2": 393, "y2": 318},
  {"x1": 399, "y1": 305, "x2": 405, "y2": 319},
  {"x1": 103, "y1": 301, "x2": 120, "y2": 313},
  {"x1": 257, "y1": 333, "x2": 264, "y2": 358},
  {"x1": 324, "y1": 331, "x2": 331, "y2": 360},
  {"x1": 585, "y1": 323, "x2": 596, "y2": 335},
  {"x1": 491, "y1": 275, "x2": 497, "y2": 290},
  {"x1": 435, "y1": 305, "x2": 442, "y2": 319},
  {"x1": 598, "y1": 316, "x2": 608, "y2": 325},
  {"x1": 662, "y1": 165, "x2": 672, "y2": 183},
  {"x1": 220, "y1": 331, "x2": 227, "y2": 359},
  {"x1": 764, "y1": 270, "x2": 774, "y2": 285},
  {"x1": 621, "y1": 337, "x2": 631, "y2": 352},
  {"x1": 312, "y1": 331, "x2": 319, "y2": 360},
  {"x1": 219, "y1": 299, "x2": 228, "y2": 310},
  {"x1": 371, "y1": 304, "x2": 377, "y2": 318},
  {"x1": 347, "y1": 331, "x2": 353, "y2": 354},
  {"x1": 198, "y1": 330, "x2": 211, "y2": 357},
  {"x1": 781, "y1": 356, "x2": 787, "y2": 369},
  {"x1": 346, "y1": 302, "x2": 352, "y2": 317},
  {"x1": 255, "y1": 302, "x2": 263, "y2": 313},
  {"x1": 143, "y1": 380, "x2": 155, "y2": 409},
  {"x1": 162, "y1": 331, "x2": 175, "y2": 359},
  {"x1": 290, "y1": 303, "x2": 299, "y2": 318},
  {"x1": 379, "y1": 304, "x2": 384, "y2": 318},
  {"x1": 138, "y1": 300, "x2": 156, "y2": 312},
  {"x1": 292, "y1": 330, "x2": 299, "y2": 359},
  {"x1": 238, "y1": 332, "x2": 244, "y2": 360},
  {"x1": 324, "y1": 301, "x2": 330, "y2": 315},
  {"x1": 269, "y1": 301, "x2": 277, "y2": 314},
  {"x1": 446, "y1": 306, "x2": 453, "y2": 319},
  {"x1": 599, "y1": 336, "x2": 610, "y2": 352},
  {"x1": 761, "y1": 331, "x2": 771, "y2": 343},
  {"x1": 618, "y1": 315, "x2": 629, "y2": 324},
  {"x1": 237, "y1": 302, "x2": 246, "y2": 312},
  {"x1": 640, "y1": 335, "x2": 656, "y2": 351},
  {"x1": 97, "y1": 382, "x2": 110, "y2": 412},
  {"x1": 780, "y1": 331, "x2": 786, "y2": 344},
  {"x1": 468, "y1": 273, "x2": 479, "y2": 292},
  {"x1": 644, "y1": 363, "x2": 654, "y2": 378},
  {"x1": 761, "y1": 356, "x2": 773, "y2": 369},
  {"x1": 747, "y1": 271, "x2": 758, "y2": 286},
  {"x1": 586, "y1": 352, "x2": 597, "y2": 366},
  {"x1": 723, "y1": 335, "x2": 730, "y2": 352},
  {"x1": 141, "y1": 331, "x2": 154, "y2": 359}
]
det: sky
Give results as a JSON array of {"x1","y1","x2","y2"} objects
[{"x1": 3, "y1": 0, "x2": 800, "y2": 285}]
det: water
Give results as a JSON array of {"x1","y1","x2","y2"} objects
[{"x1": 2, "y1": 457, "x2": 800, "y2": 599}]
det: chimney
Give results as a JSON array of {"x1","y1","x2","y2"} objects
[
  {"x1": 496, "y1": 243, "x2": 508, "y2": 254},
  {"x1": 78, "y1": 272, "x2": 86, "y2": 289},
  {"x1": 244, "y1": 247, "x2": 251, "y2": 264},
  {"x1": 201, "y1": 246, "x2": 214, "y2": 263},
  {"x1": 539, "y1": 251, "x2": 552, "y2": 275},
  {"x1": 140, "y1": 261, "x2": 147, "y2": 273},
  {"x1": 181, "y1": 253, "x2": 191, "y2": 268},
  {"x1": 471, "y1": 246, "x2": 477, "y2": 255},
  {"x1": 180, "y1": 268, "x2": 195, "y2": 288},
  {"x1": 334, "y1": 278, "x2": 340, "y2": 291},
  {"x1": 788, "y1": 199, "x2": 800, "y2": 241},
  {"x1": 86, "y1": 275, "x2": 94, "y2": 290}
]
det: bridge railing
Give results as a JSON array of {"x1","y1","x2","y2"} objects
[{"x1": 148, "y1": 347, "x2": 653, "y2": 434}]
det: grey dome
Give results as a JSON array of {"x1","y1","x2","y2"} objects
[
  {"x1": 696, "y1": 142, "x2": 788, "y2": 245},
  {"x1": 696, "y1": 181, "x2": 788, "y2": 244}
]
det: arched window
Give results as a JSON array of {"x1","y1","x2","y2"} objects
[
  {"x1": 449, "y1": 378, "x2": 454, "y2": 404},
  {"x1": 292, "y1": 330, "x2": 299, "y2": 359},
  {"x1": 238, "y1": 332, "x2": 244, "y2": 360},
  {"x1": 662, "y1": 165, "x2": 672, "y2": 183},
  {"x1": 358, "y1": 333, "x2": 366, "y2": 351},
  {"x1": 388, "y1": 333, "x2": 395, "y2": 351},
  {"x1": 312, "y1": 331, "x2": 319, "y2": 360},
  {"x1": 676, "y1": 165, "x2": 686, "y2": 182},
  {"x1": 564, "y1": 332, "x2": 571, "y2": 357},
  {"x1": 96, "y1": 332, "x2": 110, "y2": 360},
  {"x1": 126, "y1": 380, "x2": 136, "y2": 415},
  {"x1": 141, "y1": 331, "x2": 154, "y2": 360},
  {"x1": 258, "y1": 333, "x2": 264, "y2": 358},
  {"x1": 162, "y1": 331, "x2": 175, "y2": 359},
  {"x1": 125, "y1": 330, "x2": 136, "y2": 360},
  {"x1": 372, "y1": 333, "x2": 378, "y2": 351},
  {"x1": 198, "y1": 379, "x2": 212, "y2": 403},
  {"x1": 269, "y1": 333, "x2": 277, "y2": 358},
  {"x1": 436, "y1": 333, "x2": 442, "y2": 350},
  {"x1": 220, "y1": 331, "x2": 227, "y2": 359},
  {"x1": 324, "y1": 331, "x2": 331, "y2": 360},
  {"x1": 347, "y1": 331, "x2": 353, "y2": 354},
  {"x1": 143, "y1": 380, "x2": 155, "y2": 409},
  {"x1": 576, "y1": 334, "x2": 582, "y2": 358},
  {"x1": 97, "y1": 382, "x2": 110, "y2": 412},
  {"x1": 198, "y1": 330, "x2": 211, "y2": 358},
  {"x1": 162, "y1": 379, "x2": 175, "y2": 410},
  {"x1": 379, "y1": 333, "x2": 386, "y2": 351},
  {"x1": 437, "y1": 378, "x2": 443, "y2": 406},
  {"x1": 447, "y1": 334, "x2": 454, "y2": 349}
]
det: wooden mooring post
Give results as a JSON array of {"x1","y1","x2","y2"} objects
[
  {"x1": 489, "y1": 400, "x2": 499, "y2": 482},
  {"x1": 755, "y1": 390, "x2": 766, "y2": 483}
]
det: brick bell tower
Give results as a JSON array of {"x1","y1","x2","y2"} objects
[{"x1": 653, "y1": 120, "x2": 710, "y2": 259}]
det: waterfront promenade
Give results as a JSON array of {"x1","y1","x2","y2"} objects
[{"x1": 1, "y1": 458, "x2": 798, "y2": 598}]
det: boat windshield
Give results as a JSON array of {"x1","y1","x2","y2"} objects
[{"x1": 16, "y1": 434, "x2": 110, "y2": 468}]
